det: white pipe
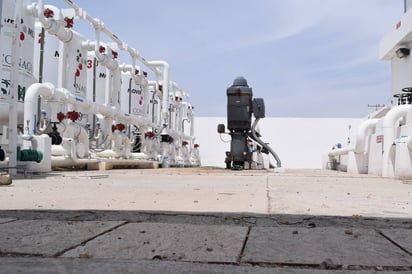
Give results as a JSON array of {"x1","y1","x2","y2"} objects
[
  {"x1": 92, "y1": 22, "x2": 104, "y2": 61},
  {"x1": 328, "y1": 146, "x2": 354, "y2": 157},
  {"x1": 51, "y1": 144, "x2": 68, "y2": 156},
  {"x1": 328, "y1": 118, "x2": 379, "y2": 157},
  {"x1": 95, "y1": 149, "x2": 119, "y2": 158},
  {"x1": 105, "y1": 46, "x2": 119, "y2": 71},
  {"x1": 23, "y1": 83, "x2": 55, "y2": 135},
  {"x1": 104, "y1": 67, "x2": 111, "y2": 106},
  {"x1": 24, "y1": 83, "x2": 156, "y2": 140},
  {"x1": 353, "y1": 118, "x2": 379, "y2": 153},
  {"x1": 119, "y1": 63, "x2": 140, "y2": 85},
  {"x1": 188, "y1": 105, "x2": 195, "y2": 140},
  {"x1": 111, "y1": 66, "x2": 121, "y2": 107},
  {"x1": 51, "y1": 156, "x2": 99, "y2": 168},
  {"x1": 62, "y1": 123, "x2": 89, "y2": 158},
  {"x1": 124, "y1": 48, "x2": 141, "y2": 85},
  {"x1": 382, "y1": 105, "x2": 412, "y2": 177},
  {"x1": 147, "y1": 61, "x2": 169, "y2": 126},
  {"x1": 34, "y1": 0, "x2": 72, "y2": 42},
  {"x1": 85, "y1": 37, "x2": 118, "y2": 72}
]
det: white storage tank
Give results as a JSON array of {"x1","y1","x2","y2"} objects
[
  {"x1": 86, "y1": 52, "x2": 106, "y2": 105},
  {"x1": 62, "y1": 30, "x2": 87, "y2": 98},
  {"x1": 0, "y1": 0, "x2": 36, "y2": 123},
  {"x1": 120, "y1": 71, "x2": 146, "y2": 116}
]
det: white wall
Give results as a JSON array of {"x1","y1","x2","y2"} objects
[
  {"x1": 194, "y1": 117, "x2": 362, "y2": 169},
  {"x1": 391, "y1": 58, "x2": 412, "y2": 99}
]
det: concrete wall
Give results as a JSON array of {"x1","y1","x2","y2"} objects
[{"x1": 194, "y1": 117, "x2": 362, "y2": 169}]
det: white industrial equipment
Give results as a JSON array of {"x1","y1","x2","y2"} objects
[
  {"x1": 326, "y1": 6, "x2": 412, "y2": 179},
  {"x1": 0, "y1": 0, "x2": 200, "y2": 175}
]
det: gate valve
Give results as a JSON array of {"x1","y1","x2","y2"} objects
[
  {"x1": 182, "y1": 141, "x2": 188, "y2": 146},
  {"x1": 64, "y1": 17, "x2": 74, "y2": 28},
  {"x1": 112, "y1": 50, "x2": 118, "y2": 59},
  {"x1": 66, "y1": 111, "x2": 79, "y2": 122},
  {"x1": 159, "y1": 85, "x2": 163, "y2": 91},
  {"x1": 194, "y1": 144, "x2": 199, "y2": 148},
  {"x1": 43, "y1": 8, "x2": 54, "y2": 18},
  {"x1": 57, "y1": 112, "x2": 65, "y2": 122},
  {"x1": 48, "y1": 123, "x2": 62, "y2": 145},
  {"x1": 134, "y1": 69, "x2": 140, "y2": 75},
  {"x1": 143, "y1": 71, "x2": 148, "y2": 77},
  {"x1": 99, "y1": 46, "x2": 106, "y2": 53}
]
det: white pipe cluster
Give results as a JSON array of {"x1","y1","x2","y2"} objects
[
  {"x1": 0, "y1": 0, "x2": 200, "y2": 171},
  {"x1": 327, "y1": 104, "x2": 412, "y2": 178}
]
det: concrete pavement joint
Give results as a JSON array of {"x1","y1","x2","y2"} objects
[
  {"x1": 236, "y1": 226, "x2": 251, "y2": 264},
  {"x1": 53, "y1": 221, "x2": 129, "y2": 257},
  {"x1": 377, "y1": 230, "x2": 412, "y2": 257}
]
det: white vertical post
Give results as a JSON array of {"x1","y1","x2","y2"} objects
[{"x1": 8, "y1": 0, "x2": 23, "y2": 175}]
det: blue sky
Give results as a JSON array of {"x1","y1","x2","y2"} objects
[{"x1": 46, "y1": 0, "x2": 403, "y2": 117}]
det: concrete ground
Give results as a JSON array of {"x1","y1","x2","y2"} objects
[{"x1": 0, "y1": 168, "x2": 411, "y2": 273}]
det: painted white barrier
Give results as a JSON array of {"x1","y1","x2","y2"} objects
[{"x1": 195, "y1": 117, "x2": 361, "y2": 169}]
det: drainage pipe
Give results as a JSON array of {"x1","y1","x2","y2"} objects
[{"x1": 382, "y1": 104, "x2": 412, "y2": 177}]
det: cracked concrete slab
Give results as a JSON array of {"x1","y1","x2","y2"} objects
[
  {"x1": 0, "y1": 220, "x2": 124, "y2": 256},
  {"x1": 62, "y1": 222, "x2": 248, "y2": 263},
  {"x1": 242, "y1": 226, "x2": 412, "y2": 267},
  {"x1": 0, "y1": 257, "x2": 370, "y2": 274},
  {"x1": 380, "y1": 229, "x2": 412, "y2": 254}
]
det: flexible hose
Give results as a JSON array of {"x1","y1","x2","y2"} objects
[{"x1": 251, "y1": 118, "x2": 281, "y2": 168}]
